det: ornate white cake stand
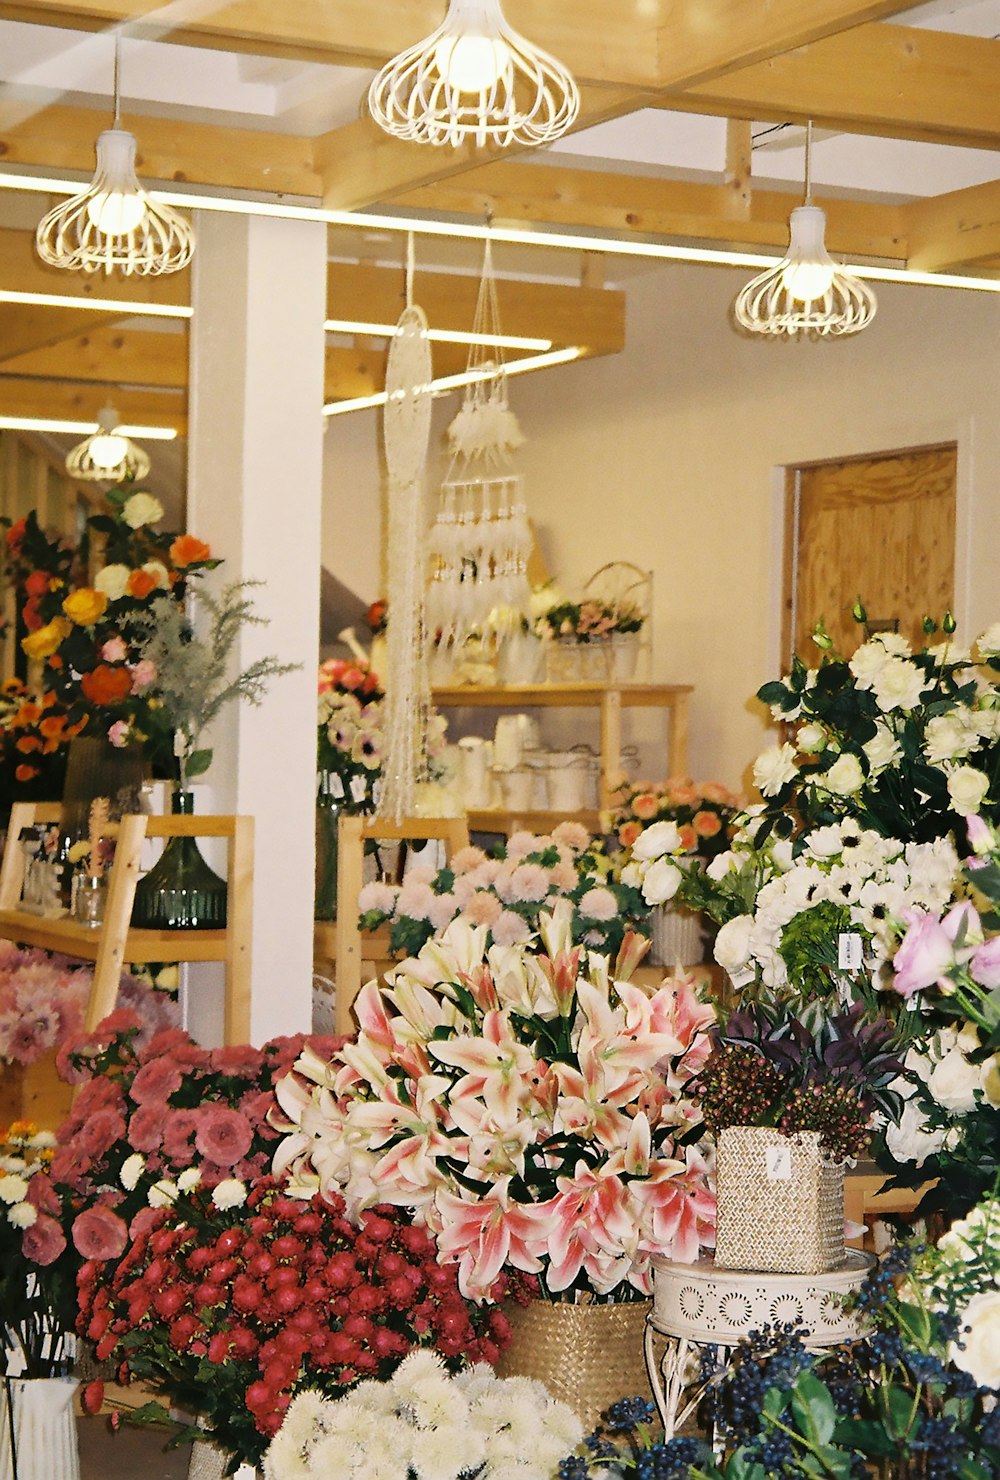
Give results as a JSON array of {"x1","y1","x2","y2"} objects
[{"x1": 644, "y1": 1250, "x2": 875, "y2": 1440}]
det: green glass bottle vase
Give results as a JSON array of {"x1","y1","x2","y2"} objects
[
  {"x1": 314, "y1": 773, "x2": 342, "y2": 922},
  {"x1": 131, "y1": 789, "x2": 227, "y2": 930}
]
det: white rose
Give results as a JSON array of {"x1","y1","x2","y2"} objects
[
  {"x1": 714, "y1": 914, "x2": 755, "y2": 974},
  {"x1": 927, "y1": 1046, "x2": 981, "y2": 1114},
  {"x1": 863, "y1": 724, "x2": 902, "y2": 773},
  {"x1": 824, "y1": 752, "x2": 865, "y2": 796},
  {"x1": 752, "y1": 742, "x2": 798, "y2": 798},
  {"x1": 849, "y1": 640, "x2": 894, "y2": 688},
  {"x1": 641, "y1": 857, "x2": 682, "y2": 906},
  {"x1": 951, "y1": 1290, "x2": 1000, "y2": 1388},
  {"x1": 884, "y1": 1091, "x2": 946, "y2": 1167},
  {"x1": 94, "y1": 563, "x2": 131, "y2": 602},
  {"x1": 620, "y1": 862, "x2": 643, "y2": 889},
  {"x1": 7, "y1": 1201, "x2": 37, "y2": 1228},
  {"x1": 872, "y1": 658, "x2": 927, "y2": 712},
  {"x1": 631, "y1": 820, "x2": 682, "y2": 862},
  {"x1": 120, "y1": 1153, "x2": 145, "y2": 1191},
  {"x1": 141, "y1": 560, "x2": 171, "y2": 589},
  {"x1": 212, "y1": 1178, "x2": 248, "y2": 1210},
  {"x1": 947, "y1": 765, "x2": 990, "y2": 816},
  {"x1": 924, "y1": 712, "x2": 976, "y2": 764},
  {"x1": 122, "y1": 491, "x2": 164, "y2": 529},
  {"x1": 706, "y1": 850, "x2": 738, "y2": 881},
  {"x1": 796, "y1": 722, "x2": 827, "y2": 754},
  {"x1": 976, "y1": 623, "x2": 1000, "y2": 657}
]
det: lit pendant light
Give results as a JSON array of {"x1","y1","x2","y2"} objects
[
  {"x1": 734, "y1": 123, "x2": 876, "y2": 338},
  {"x1": 66, "y1": 406, "x2": 151, "y2": 482},
  {"x1": 35, "y1": 33, "x2": 194, "y2": 277},
  {"x1": 368, "y1": 0, "x2": 579, "y2": 148}
]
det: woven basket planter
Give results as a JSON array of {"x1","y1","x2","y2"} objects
[
  {"x1": 714, "y1": 1127, "x2": 845, "y2": 1275},
  {"x1": 648, "y1": 903, "x2": 704, "y2": 968},
  {"x1": 494, "y1": 1298, "x2": 652, "y2": 1430}
]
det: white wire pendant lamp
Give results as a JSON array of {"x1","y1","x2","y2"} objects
[
  {"x1": 734, "y1": 123, "x2": 877, "y2": 338},
  {"x1": 66, "y1": 407, "x2": 151, "y2": 482},
  {"x1": 36, "y1": 33, "x2": 194, "y2": 277},
  {"x1": 368, "y1": 0, "x2": 579, "y2": 148}
]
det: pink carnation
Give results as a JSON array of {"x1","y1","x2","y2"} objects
[
  {"x1": 72, "y1": 1206, "x2": 128, "y2": 1262},
  {"x1": 210, "y1": 1045, "x2": 263, "y2": 1076},
  {"x1": 161, "y1": 1109, "x2": 201, "y2": 1162},
  {"x1": 129, "y1": 1057, "x2": 184, "y2": 1105},
  {"x1": 194, "y1": 1106, "x2": 253, "y2": 1167},
  {"x1": 22, "y1": 1212, "x2": 67, "y2": 1267},
  {"x1": 578, "y1": 886, "x2": 618, "y2": 922},
  {"x1": 128, "y1": 1104, "x2": 166, "y2": 1152}
]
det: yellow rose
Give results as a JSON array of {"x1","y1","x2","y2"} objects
[
  {"x1": 62, "y1": 588, "x2": 109, "y2": 627},
  {"x1": 21, "y1": 617, "x2": 71, "y2": 661}
]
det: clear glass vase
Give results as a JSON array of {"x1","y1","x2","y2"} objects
[{"x1": 131, "y1": 789, "x2": 227, "y2": 930}]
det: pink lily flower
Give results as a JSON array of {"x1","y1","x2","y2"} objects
[
  {"x1": 430, "y1": 1009, "x2": 537, "y2": 1123},
  {"x1": 631, "y1": 1145, "x2": 717, "y2": 1263},
  {"x1": 435, "y1": 1181, "x2": 544, "y2": 1298}
]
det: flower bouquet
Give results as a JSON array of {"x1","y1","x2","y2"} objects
[
  {"x1": 358, "y1": 824, "x2": 649, "y2": 963},
  {"x1": 317, "y1": 656, "x2": 385, "y2": 813},
  {"x1": 263, "y1": 1349, "x2": 582, "y2": 1480},
  {"x1": 0, "y1": 680, "x2": 88, "y2": 823},
  {"x1": 0, "y1": 1121, "x2": 77, "y2": 1377},
  {"x1": 274, "y1": 904, "x2": 716, "y2": 1303},
  {"x1": 77, "y1": 1179, "x2": 525, "y2": 1469}
]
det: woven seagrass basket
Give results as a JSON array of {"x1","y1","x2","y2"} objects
[
  {"x1": 494, "y1": 1298, "x2": 653, "y2": 1430},
  {"x1": 714, "y1": 1126, "x2": 845, "y2": 1275}
]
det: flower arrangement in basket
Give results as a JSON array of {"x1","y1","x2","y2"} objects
[
  {"x1": 611, "y1": 777, "x2": 741, "y2": 861},
  {"x1": 533, "y1": 596, "x2": 645, "y2": 644},
  {"x1": 4, "y1": 495, "x2": 218, "y2": 776},
  {"x1": 274, "y1": 905, "x2": 716, "y2": 1303},
  {"x1": 693, "y1": 998, "x2": 902, "y2": 1273},
  {"x1": 0, "y1": 1121, "x2": 78, "y2": 1377},
  {"x1": 77, "y1": 1179, "x2": 525, "y2": 1468},
  {"x1": 263, "y1": 1350, "x2": 583, "y2": 1480},
  {"x1": 358, "y1": 824, "x2": 649, "y2": 962}
]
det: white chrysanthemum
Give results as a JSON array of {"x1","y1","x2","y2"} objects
[
  {"x1": 177, "y1": 1167, "x2": 202, "y2": 1192},
  {"x1": 0, "y1": 1157, "x2": 27, "y2": 1174},
  {"x1": 752, "y1": 742, "x2": 798, "y2": 797},
  {"x1": 409, "y1": 1425, "x2": 472, "y2": 1480},
  {"x1": 148, "y1": 1179, "x2": 179, "y2": 1208},
  {"x1": 8, "y1": 1201, "x2": 37, "y2": 1228},
  {"x1": 120, "y1": 1153, "x2": 145, "y2": 1191},
  {"x1": 0, "y1": 1173, "x2": 29, "y2": 1204},
  {"x1": 211, "y1": 1178, "x2": 247, "y2": 1210}
]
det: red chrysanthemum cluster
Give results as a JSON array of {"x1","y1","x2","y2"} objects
[{"x1": 77, "y1": 1179, "x2": 527, "y2": 1469}]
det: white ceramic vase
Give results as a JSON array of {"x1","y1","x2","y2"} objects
[
  {"x1": 0, "y1": 1376, "x2": 80, "y2": 1480},
  {"x1": 648, "y1": 902, "x2": 704, "y2": 967}
]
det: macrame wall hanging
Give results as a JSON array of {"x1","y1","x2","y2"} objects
[
  {"x1": 378, "y1": 237, "x2": 433, "y2": 822},
  {"x1": 426, "y1": 238, "x2": 532, "y2": 651}
]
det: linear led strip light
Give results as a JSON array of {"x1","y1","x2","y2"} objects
[
  {"x1": 1, "y1": 168, "x2": 999, "y2": 296},
  {"x1": 325, "y1": 346, "x2": 581, "y2": 416},
  {"x1": 0, "y1": 415, "x2": 177, "y2": 439}
]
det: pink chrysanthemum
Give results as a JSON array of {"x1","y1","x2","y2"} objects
[
  {"x1": 491, "y1": 910, "x2": 533, "y2": 946},
  {"x1": 509, "y1": 863, "x2": 551, "y2": 903},
  {"x1": 577, "y1": 886, "x2": 619, "y2": 922},
  {"x1": 463, "y1": 891, "x2": 503, "y2": 928}
]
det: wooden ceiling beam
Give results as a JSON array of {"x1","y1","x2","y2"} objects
[
  {"x1": 668, "y1": 24, "x2": 1000, "y2": 151},
  {"x1": 0, "y1": 1, "x2": 665, "y2": 84},
  {"x1": 0, "y1": 301, "x2": 134, "y2": 359},
  {"x1": 2, "y1": 323, "x2": 187, "y2": 385},
  {"x1": 326, "y1": 260, "x2": 626, "y2": 353},
  {"x1": 903, "y1": 179, "x2": 1000, "y2": 272},
  {"x1": 0, "y1": 373, "x2": 186, "y2": 430},
  {"x1": 397, "y1": 162, "x2": 908, "y2": 261},
  {"x1": 0, "y1": 99, "x2": 321, "y2": 196}
]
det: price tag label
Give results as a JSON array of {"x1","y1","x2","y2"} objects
[
  {"x1": 329, "y1": 773, "x2": 346, "y2": 799},
  {"x1": 766, "y1": 1145, "x2": 792, "y2": 1181},
  {"x1": 838, "y1": 932, "x2": 863, "y2": 971},
  {"x1": 349, "y1": 774, "x2": 368, "y2": 804},
  {"x1": 728, "y1": 966, "x2": 757, "y2": 989}
]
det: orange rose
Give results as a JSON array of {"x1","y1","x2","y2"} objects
[
  {"x1": 15, "y1": 735, "x2": 41, "y2": 753},
  {"x1": 126, "y1": 569, "x2": 157, "y2": 600},
  {"x1": 170, "y1": 534, "x2": 211, "y2": 568},
  {"x1": 14, "y1": 763, "x2": 38, "y2": 783},
  {"x1": 39, "y1": 715, "x2": 66, "y2": 739},
  {"x1": 21, "y1": 617, "x2": 71, "y2": 661},
  {"x1": 693, "y1": 809, "x2": 722, "y2": 838},
  {"x1": 81, "y1": 665, "x2": 133, "y2": 706},
  {"x1": 631, "y1": 792, "x2": 660, "y2": 821},
  {"x1": 678, "y1": 823, "x2": 697, "y2": 852},
  {"x1": 15, "y1": 703, "x2": 42, "y2": 725},
  {"x1": 617, "y1": 820, "x2": 643, "y2": 848},
  {"x1": 62, "y1": 588, "x2": 108, "y2": 626}
]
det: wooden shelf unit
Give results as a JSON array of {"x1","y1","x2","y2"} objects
[
  {"x1": 431, "y1": 681, "x2": 693, "y2": 824},
  {"x1": 0, "y1": 802, "x2": 254, "y2": 1043}
]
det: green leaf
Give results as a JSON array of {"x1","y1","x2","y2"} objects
[
  {"x1": 789, "y1": 1371, "x2": 837, "y2": 1447},
  {"x1": 879, "y1": 1383, "x2": 918, "y2": 1441},
  {"x1": 184, "y1": 748, "x2": 213, "y2": 778},
  {"x1": 833, "y1": 1417, "x2": 898, "y2": 1459}
]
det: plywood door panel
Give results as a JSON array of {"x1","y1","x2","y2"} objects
[{"x1": 789, "y1": 444, "x2": 956, "y2": 662}]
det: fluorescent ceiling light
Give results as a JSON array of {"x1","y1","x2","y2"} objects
[
  {"x1": 324, "y1": 317, "x2": 552, "y2": 351},
  {"x1": 2, "y1": 168, "x2": 999, "y2": 295},
  {"x1": 0, "y1": 415, "x2": 177, "y2": 439},
  {"x1": 323, "y1": 345, "x2": 580, "y2": 416},
  {"x1": 0, "y1": 287, "x2": 191, "y2": 319}
]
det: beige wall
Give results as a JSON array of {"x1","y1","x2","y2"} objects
[{"x1": 323, "y1": 261, "x2": 1000, "y2": 796}]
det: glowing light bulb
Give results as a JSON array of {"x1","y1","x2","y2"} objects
[
  {"x1": 86, "y1": 188, "x2": 146, "y2": 237},
  {"x1": 87, "y1": 430, "x2": 129, "y2": 469},
  {"x1": 434, "y1": 33, "x2": 509, "y2": 91},
  {"x1": 781, "y1": 259, "x2": 836, "y2": 302}
]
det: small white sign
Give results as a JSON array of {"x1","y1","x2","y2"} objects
[
  {"x1": 349, "y1": 774, "x2": 367, "y2": 804},
  {"x1": 329, "y1": 772, "x2": 346, "y2": 799},
  {"x1": 766, "y1": 1145, "x2": 793, "y2": 1181},
  {"x1": 838, "y1": 932, "x2": 863, "y2": 971}
]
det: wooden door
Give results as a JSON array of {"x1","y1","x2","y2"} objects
[{"x1": 784, "y1": 444, "x2": 956, "y2": 664}]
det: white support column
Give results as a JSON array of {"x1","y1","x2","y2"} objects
[{"x1": 187, "y1": 211, "x2": 326, "y2": 1045}]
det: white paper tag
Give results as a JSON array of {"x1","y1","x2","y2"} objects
[
  {"x1": 727, "y1": 966, "x2": 757, "y2": 989},
  {"x1": 766, "y1": 1145, "x2": 792, "y2": 1181},
  {"x1": 326, "y1": 772, "x2": 345, "y2": 798},
  {"x1": 838, "y1": 932, "x2": 863, "y2": 971},
  {"x1": 349, "y1": 774, "x2": 368, "y2": 804}
]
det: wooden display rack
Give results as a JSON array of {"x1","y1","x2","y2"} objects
[{"x1": 0, "y1": 802, "x2": 254, "y2": 1044}]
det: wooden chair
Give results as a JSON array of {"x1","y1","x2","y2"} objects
[
  {"x1": 332, "y1": 813, "x2": 470, "y2": 1034},
  {"x1": 0, "y1": 801, "x2": 254, "y2": 1043}
]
